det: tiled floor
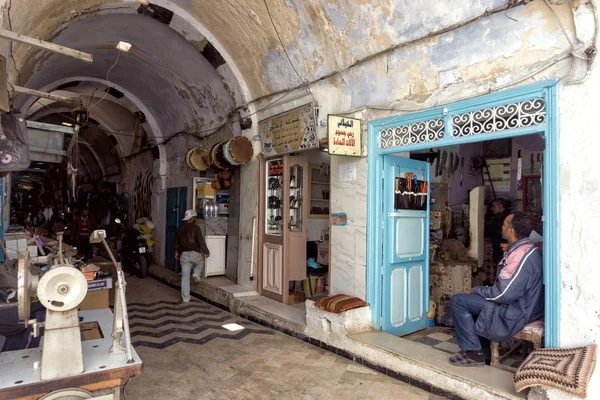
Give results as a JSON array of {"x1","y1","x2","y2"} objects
[
  {"x1": 122, "y1": 275, "x2": 444, "y2": 399},
  {"x1": 403, "y1": 326, "x2": 525, "y2": 368}
]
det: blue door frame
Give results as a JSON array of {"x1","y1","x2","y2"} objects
[{"x1": 367, "y1": 80, "x2": 560, "y2": 347}]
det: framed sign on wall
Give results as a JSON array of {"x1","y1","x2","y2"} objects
[
  {"x1": 258, "y1": 103, "x2": 318, "y2": 156},
  {"x1": 327, "y1": 115, "x2": 362, "y2": 157}
]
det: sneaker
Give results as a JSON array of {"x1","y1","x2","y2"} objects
[{"x1": 192, "y1": 275, "x2": 202, "y2": 284}]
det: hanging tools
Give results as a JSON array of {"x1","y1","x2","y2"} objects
[
  {"x1": 439, "y1": 151, "x2": 448, "y2": 177},
  {"x1": 530, "y1": 153, "x2": 534, "y2": 175},
  {"x1": 460, "y1": 157, "x2": 465, "y2": 186},
  {"x1": 451, "y1": 153, "x2": 459, "y2": 178}
]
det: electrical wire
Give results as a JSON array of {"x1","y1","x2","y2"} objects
[
  {"x1": 566, "y1": 0, "x2": 599, "y2": 85},
  {"x1": 6, "y1": 0, "x2": 22, "y2": 88},
  {"x1": 122, "y1": 376, "x2": 132, "y2": 400},
  {"x1": 262, "y1": 0, "x2": 317, "y2": 105},
  {"x1": 80, "y1": 50, "x2": 122, "y2": 129},
  {"x1": 542, "y1": 0, "x2": 579, "y2": 51}
]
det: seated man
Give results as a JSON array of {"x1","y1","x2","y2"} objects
[{"x1": 449, "y1": 212, "x2": 544, "y2": 367}]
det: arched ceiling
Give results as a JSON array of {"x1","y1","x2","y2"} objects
[{"x1": 8, "y1": 0, "x2": 516, "y2": 104}]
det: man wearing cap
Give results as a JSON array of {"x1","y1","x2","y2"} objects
[{"x1": 175, "y1": 210, "x2": 210, "y2": 303}]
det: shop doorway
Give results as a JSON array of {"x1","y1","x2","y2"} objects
[
  {"x1": 165, "y1": 186, "x2": 187, "y2": 271},
  {"x1": 257, "y1": 146, "x2": 332, "y2": 305},
  {"x1": 367, "y1": 81, "x2": 560, "y2": 350},
  {"x1": 381, "y1": 156, "x2": 430, "y2": 336}
]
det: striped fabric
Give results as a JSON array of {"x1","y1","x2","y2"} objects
[
  {"x1": 514, "y1": 344, "x2": 597, "y2": 398},
  {"x1": 314, "y1": 294, "x2": 367, "y2": 314}
]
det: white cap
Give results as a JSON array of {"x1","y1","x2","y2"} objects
[{"x1": 182, "y1": 210, "x2": 197, "y2": 221}]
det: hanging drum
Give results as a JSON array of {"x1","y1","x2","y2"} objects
[
  {"x1": 210, "y1": 143, "x2": 229, "y2": 170},
  {"x1": 186, "y1": 147, "x2": 211, "y2": 171},
  {"x1": 222, "y1": 137, "x2": 253, "y2": 167}
]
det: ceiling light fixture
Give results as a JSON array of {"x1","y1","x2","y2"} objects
[
  {"x1": 62, "y1": 122, "x2": 73, "y2": 127},
  {"x1": 116, "y1": 41, "x2": 132, "y2": 52}
]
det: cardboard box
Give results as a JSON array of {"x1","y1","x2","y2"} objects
[
  {"x1": 5, "y1": 233, "x2": 27, "y2": 253},
  {"x1": 79, "y1": 289, "x2": 109, "y2": 311}
]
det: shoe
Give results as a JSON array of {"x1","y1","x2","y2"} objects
[
  {"x1": 448, "y1": 350, "x2": 486, "y2": 367},
  {"x1": 192, "y1": 275, "x2": 202, "y2": 284}
]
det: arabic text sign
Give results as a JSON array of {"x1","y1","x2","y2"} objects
[
  {"x1": 328, "y1": 115, "x2": 362, "y2": 157},
  {"x1": 258, "y1": 103, "x2": 317, "y2": 155}
]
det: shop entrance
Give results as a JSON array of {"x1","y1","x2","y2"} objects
[
  {"x1": 367, "y1": 81, "x2": 560, "y2": 350},
  {"x1": 257, "y1": 146, "x2": 332, "y2": 305},
  {"x1": 381, "y1": 156, "x2": 430, "y2": 336}
]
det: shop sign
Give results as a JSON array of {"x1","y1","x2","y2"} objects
[
  {"x1": 327, "y1": 115, "x2": 362, "y2": 157},
  {"x1": 258, "y1": 103, "x2": 318, "y2": 156},
  {"x1": 267, "y1": 159, "x2": 283, "y2": 176}
]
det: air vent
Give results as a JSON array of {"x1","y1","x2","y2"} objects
[
  {"x1": 201, "y1": 42, "x2": 226, "y2": 69},
  {"x1": 137, "y1": 4, "x2": 174, "y2": 24},
  {"x1": 134, "y1": 111, "x2": 146, "y2": 123},
  {"x1": 151, "y1": 146, "x2": 160, "y2": 160},
  {"x1": 56, "y1": 81, "x2": 81, "y2": 90},
  {"x1": 104, "y1": 87, "x2": 124, "y2": 99}
]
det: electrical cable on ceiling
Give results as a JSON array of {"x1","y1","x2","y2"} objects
[
  {"x1": 262, "y1": 0, "x2": 317, "y2": 105},
  {"x1": 81, "y1": 49, "x2": 122, "y2": 129},
  {"x1": 6, "y1": 0, "x2": 21, "y2": 88}
]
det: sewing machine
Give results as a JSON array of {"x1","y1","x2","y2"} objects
[{"x1": 0, "y1": 229, "x2": 142, "y2": 400}]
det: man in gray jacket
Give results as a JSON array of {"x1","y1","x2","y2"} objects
[
  {"x1": 449, "y1": 212, "x2": 544, "y2": 367},
  {"x1": 175, "y1": 210, "x2": 210, "y2": 303}
]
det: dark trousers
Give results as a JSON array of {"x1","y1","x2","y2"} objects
[
  {"x1": 77, "y1": 237, "x2": 93, "y2": 260},
  {"x1": 451, "y1": 293, "x2": 491, "y2": 359}
]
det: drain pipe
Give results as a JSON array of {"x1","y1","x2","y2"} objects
[{"x1": 250, "y1": 217, "x2": 256, "y2": 281}]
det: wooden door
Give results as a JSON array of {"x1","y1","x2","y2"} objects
[
  {"x1": 258, "y1": 157, "x2": 285, "y2": 302},
  {"x1": 282, "y1": 154, "x2": 309, "y2": 303}
]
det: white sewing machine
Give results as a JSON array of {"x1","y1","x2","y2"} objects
[{"x1": 0, "y1": 229, "x2": 142, "y2": 400}]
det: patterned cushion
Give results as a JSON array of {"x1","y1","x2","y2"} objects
[
  {"x1": 314, "y1": 294, "x2": 367, "y2": 314},
  {"x1": 514, "y1": 344, "x2": 597, "y2": 398}
]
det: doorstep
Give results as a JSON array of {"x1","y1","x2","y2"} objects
[
  {"x1": 147, "y1": 264, "x2": 523, "y2": 400},
  {"x1": 349, "y1": 332, "x2": 525, "y2": 400}
]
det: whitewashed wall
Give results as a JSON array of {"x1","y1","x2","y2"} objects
[{"x1": 558, "y1": 69, "x2": 600, "y2": 398}]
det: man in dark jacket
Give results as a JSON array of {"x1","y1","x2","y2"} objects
[
  {"x1": 485, "y1": 199, "x2": 511, "y2": 265},
  {"x1": 449, "y1": 212, "x2": 544, "y2": 367},
  {"x1": 175, "y1": 210, "x2": 210, "y2": 303},
  {"x1": 72, "y1": 207, "x2": 98, "y2": 261}
]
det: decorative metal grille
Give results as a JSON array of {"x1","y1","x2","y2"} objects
[
  {"x1": 379, "y1": 118, "x2": 444, "y2": 149},
  {"x1": 452, "y1": 98, "x2": 545, "y2": 137}
]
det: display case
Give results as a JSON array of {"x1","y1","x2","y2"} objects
[
  {"x1": 259, "y1": 154, "x2": 309, "y2": 305},
  {"x1": 266, "y1": 158, "x2": 284, "y2": 236},
  {"x1": 288, "y1": 163, "x2": 304, "y2": 232},
  {"x1": 308, "y1": 164, "x2": 330, "y2": 219}
]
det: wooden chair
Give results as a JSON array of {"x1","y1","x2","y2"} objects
[{"x1": 491, "y1": 320, "x2": 544, "y2": 372}]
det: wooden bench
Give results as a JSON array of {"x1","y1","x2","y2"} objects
[{"x1": 491, "y1": 320, "x2": 544, "y2": 372}]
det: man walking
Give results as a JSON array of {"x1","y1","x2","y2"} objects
[
  {"x1": 175, "y1": 210, "x2": 210, "y2": 303},
  {"x1": 449, "y1": 212, "x2": 544, "y2": 367}
]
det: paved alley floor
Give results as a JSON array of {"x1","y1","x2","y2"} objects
[{"x1": 122, "y1": 275, "x2": 443, "y2": 400}]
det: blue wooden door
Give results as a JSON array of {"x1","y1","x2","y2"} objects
[
  {"x1": 165, "y1": 187, "x2": 187, "y2": 271},
  {"x1": 381, "y1": 156, "x2": 430, "y2": 336}
]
